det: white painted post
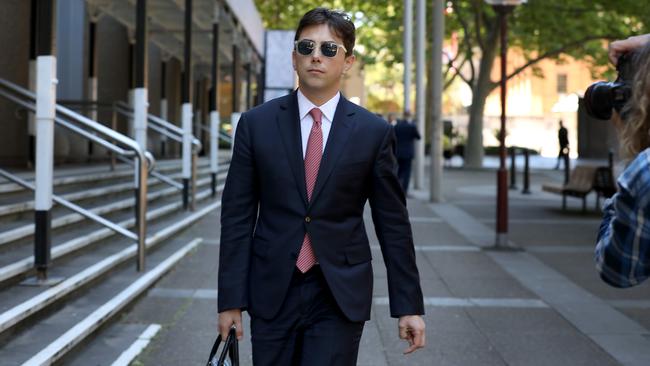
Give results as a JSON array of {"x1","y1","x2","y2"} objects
[
  {"x1": 182, "y1": 103, "x2": 193, "y2": 209},
  {"x1": 134, "y1": 88, "x2": 148, "y2": 149},
  {"x1": 28, "y1": 60, "x2": 37, "y2": 166},
  {"x1": 34, "y1": 55, "x2": 57, "y2": 278}
]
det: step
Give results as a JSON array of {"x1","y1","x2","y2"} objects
[
  {"x1": 0, "y1": 236, "x2": 204, "y2": 365},
  {"x1": 0, "y1": 169, "x2": 228, "y2": 248},
  {"x1": 0, "y1": 157, "x2": 218, "y2": 195},
  {"x1": 0, "y1": 181, "x2": 200, "y2": 271},
  {"x1": 0, "y1": 196, "x2": 222, "y2": 336},
  {"x1": 0, "y1": 180, "x2": 226, "y2": 284},
  {"x1": 0, "y1": 161, "x2": 226, "y2": 218},
  {"x1": 64, "y1": 323, "x2": 161, "y2": 366}
]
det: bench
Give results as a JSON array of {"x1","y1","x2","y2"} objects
[
  {"x1": 542, "y1": 165, "x2": 598, "y2": 212},
  {"x1": 593, "y1": 166, "x2": 617, "y2": 208}
]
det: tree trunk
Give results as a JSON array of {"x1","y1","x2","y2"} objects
[{"x1": 464, "y1": 19, "x2": 499, "y2": 168}]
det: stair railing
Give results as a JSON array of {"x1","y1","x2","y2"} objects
[{"x1": 0, "y1": 78, "x2": 151, "y2": 272}]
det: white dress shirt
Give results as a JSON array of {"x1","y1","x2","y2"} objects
[{"x1": 296, "y1": 89, "x2": 339, "y2": 158}]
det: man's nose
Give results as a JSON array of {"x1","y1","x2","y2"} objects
[{"x1": 311, "y1": 48, "x2": 322, "y2": 62}]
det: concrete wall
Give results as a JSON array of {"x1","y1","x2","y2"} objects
[{"x1": 0, "y1": 1, "x2": 250, "y2": 166}]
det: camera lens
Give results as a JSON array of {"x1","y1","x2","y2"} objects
[{"x1": 584, "y1": 82, "x2": 615, "y2": 120}]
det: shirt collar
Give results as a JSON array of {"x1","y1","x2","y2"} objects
[{"x1": 297, "y1": 89, "x2": 340, "y2": 123}]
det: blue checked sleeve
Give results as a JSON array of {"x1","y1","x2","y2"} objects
[{"x1": 595, "y1": 149, "x2": 650, "y2": 288}]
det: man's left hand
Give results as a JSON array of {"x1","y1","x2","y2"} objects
[{"x1": 398, "y1": 315, "x2": 426, "y2": 354}]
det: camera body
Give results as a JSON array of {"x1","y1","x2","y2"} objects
[{"x1": 584, "y1": 52, "x2": 636, "y2": 120}]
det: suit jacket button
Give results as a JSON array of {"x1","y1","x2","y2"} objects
[{"x1": 305, "y1": 216, "x2": 311, "y2": 223}]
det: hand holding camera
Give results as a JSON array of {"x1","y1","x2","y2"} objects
[{"x1": 609, "y1": 34, "x2": 650, "y2": 65}]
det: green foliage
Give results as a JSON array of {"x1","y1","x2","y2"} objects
[
  {"x1": 448, "y1": 0, "x2": 649, "y2": 88},
  {"x1": 254, "y1": 0, "x2": 405, "y2": 66}
]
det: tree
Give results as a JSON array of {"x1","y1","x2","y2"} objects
[
  {"x1": 254, "y1": 0, "x2": 405, "y2": 66},
  {"x1": 446, "y1": 0, "x2": 649, "y2": 167},
  {"x1": 254, "y1": 0, "x2": 649, "y2": 167}
]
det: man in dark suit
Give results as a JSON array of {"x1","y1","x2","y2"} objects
[
  {"x1": 217, "y1": 8, "x2": 425, "y2": 365},
  {"x1": 394, "y1": 111, "x2": 421, "y2": 194}
]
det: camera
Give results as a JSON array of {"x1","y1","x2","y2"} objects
[{"x1": 584, "y1": 52, "x2": 636, "y2": 120}]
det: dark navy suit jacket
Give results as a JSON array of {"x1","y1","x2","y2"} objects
[
  {"x1": 393, "y1": 119, "x2": 421, "y2": 159},
  {"x1": 217, "y1": 91, "x2": 424, "y2": 322}
]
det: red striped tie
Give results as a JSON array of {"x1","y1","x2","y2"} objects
[{"x1": 296, "y1": 108, "x2": 322, "y2": 273}]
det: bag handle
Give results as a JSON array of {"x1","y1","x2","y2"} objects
[
  {"x1": 228, "y1": 329, "x2": 240, "y2": 366},
  {"x1": 207, "y1": 328, "x2": 238, "y2": 366}
]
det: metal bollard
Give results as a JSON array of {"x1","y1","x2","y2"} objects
[
  {"x1": 522, "y1": 148, "x2": 531, "y2": 194},
  {"x1": 509, "y1": 147, "x2": 517, "y2": 189}
]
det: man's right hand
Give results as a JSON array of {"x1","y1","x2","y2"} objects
[{"x1": 218, "y1": 308, "x2": 243, "y2": 341}]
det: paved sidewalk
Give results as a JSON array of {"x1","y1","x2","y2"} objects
[{"x1": 101, "y1": 166, "x2": 650, "y2": 366}]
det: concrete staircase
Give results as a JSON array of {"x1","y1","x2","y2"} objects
[{"x1": 0, "y1": 157, "x2": 229, "y2": 365}]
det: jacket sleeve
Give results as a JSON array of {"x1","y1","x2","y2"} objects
[
  {"x1": 218, "y1": 113, "x2": 259, "y2": 312},
  {"x1": 413, "y1": 125, "x2": 421, "y2": 140},
  {"x1": 369, "y1": 126, "x2": 425, "y2": 318}
]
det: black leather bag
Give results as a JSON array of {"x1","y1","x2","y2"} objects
[{"x1": 206, "y1": 327, "x2": 239, "y2": 366}]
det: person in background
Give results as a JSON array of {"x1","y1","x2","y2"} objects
[
  {"x1": 387, "y1": 112, "x2": 397, "y2": 126},
  {"x1": 394, "y1": 110, "x2": 421, "y2": 194},
  {"x1": 595, "y1": 35, "x2": 650, "y2": 288},
  {"x1": 555, "y1": 120, "x2": 569, "y2": 170}
]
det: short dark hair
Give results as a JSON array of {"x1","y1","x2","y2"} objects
[{"x1": 295, "y1": 8, "x2": 355, "y2": 57}]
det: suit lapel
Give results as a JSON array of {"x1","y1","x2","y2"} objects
[
  {"x1": 277, "y1": 91, "x2": 308, "y2": 208},
  {"x1": 309, "y1": 96, "x2": 356, "y2": 206}
]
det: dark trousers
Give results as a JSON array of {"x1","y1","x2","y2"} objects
[
  {"x1": 250, "y1": 267, "x2": 365, "y2": 366},
  {"x1": 397, "y1": 157, "x2": 413, "y2": 193},
  {"x1": 556, "y1": 146, "x2": 569, "y2": 169}
]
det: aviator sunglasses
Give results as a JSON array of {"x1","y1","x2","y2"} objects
[{"x1": 294, "y1": 39, "x2": 348, "y2": 58}]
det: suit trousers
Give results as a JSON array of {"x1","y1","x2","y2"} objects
[
  {"x1": 397, "y1": 157, "x2": 413, "y2": 194},
  {"x1": 250, "y1": 266, "x2": 365, "y2": 366}
]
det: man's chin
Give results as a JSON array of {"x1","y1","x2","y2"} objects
[{"x1": 301, "y1": 80, "x2": 330, "y2": 91}]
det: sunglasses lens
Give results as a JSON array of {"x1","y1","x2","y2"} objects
[
  {"x1": 297, "y1": 40, "x2": 315, "y2": 55},
  {"x1": 321, "y1": 42, "x2": 339, "y2": 57}
]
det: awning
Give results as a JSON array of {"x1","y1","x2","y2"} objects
[{"x1": 86, "y1": 0, "x2": 264, "y2": 69}]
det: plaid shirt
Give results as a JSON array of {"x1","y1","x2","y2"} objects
[{"x1": 595, "y1": 148, "x2": 650, "y2": 288}]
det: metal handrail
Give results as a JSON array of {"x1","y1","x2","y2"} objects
[
  {"x1": 114, "y1": 101, "x2": 202, "y2": 153},
  {"x1": 0, "y1": 89, "x2": 132, "y2": 158},
  {"x1": 112, "y1": 100, "x2": 203, "y2": 208},
  {"x1": 117, "y1": 155, "x2": 183, "y2": 190},
  {"x1": 220, "y1": 131, "x2": 233, "y2": 144},
  {"x1": 0, "y1": 79, "x2": 154, "y2": 171},
  {"x1": 59, "y1": 99, "x2": 202, "y2": 199},
  {"x1": 0, "y1": 168, "x2": 137, "y2": 241},
  {"x1": 0, "y1": 78, "x2": 150, "y2": 271},
  {"x1": 198, "y1": 124, "x2": 234, "y2": 144}
]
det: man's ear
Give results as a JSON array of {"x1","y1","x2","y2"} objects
[
  {"x1": 343, "y1": 54, "x2": 356, "y2": 73},
  {"x1": 292, "y1": 51, "x2": 297, "y2": 70}
]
